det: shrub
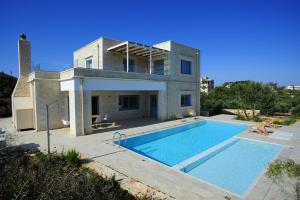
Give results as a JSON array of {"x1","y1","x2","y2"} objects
[
  {"x1": 137, "y1": 193, "x2": 161, "y2": 200},
  {"x1": 235, "y1": 113, "x2": 262, "y2": 122},
  {"x1": 65, "y1": 149, "x2": 81, "y2": 166},
  {"x1": 0, "y1": 147, "x2": 136, "y2": 200},
  {"x1": 291, "y1": 105, "x2": 300, "y2": 118},
  {"x1": 235, "y1": 113, "x2": 248, "y2": 121},
  {"x1": 35, "y1": 151, "x2": 47, "y2": 160},
  {"x1": 266, "y1": 159, "x2": 300, "y2": 199},
  {"x1": 274, "y1": 118, "x2": 297, "y2": 126}
]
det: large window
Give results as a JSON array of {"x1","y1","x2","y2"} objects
[
  {"x1": 123, "y1": 59, "x2": 134, "y2": 72},
  {"x1": 181, "y1": 95, "x2": 192, "y2": 107},
  {"x1": 181, "y1": 60, "x2": 191, "y2": 74},
  {"x1": 153, "y1": 59, "x2": 164, "y2": 75},
  {"x1": 119, "y1": 95, "x2": 139, "y2": 111},
  {"x1": 86, "y1": 58, "x2": 93, "y2": 68}
]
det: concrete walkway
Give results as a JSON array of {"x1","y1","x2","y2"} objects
[{"x1": 1, "y1": 114, "x2": 299, "y2": 200}]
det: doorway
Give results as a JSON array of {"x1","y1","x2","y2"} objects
[
  {"x1": 149, "y1": 95, "x2": 157, "y2": 118},
  {"x1": 92, "y1": 96, "x2": 99, "y2": 122}
]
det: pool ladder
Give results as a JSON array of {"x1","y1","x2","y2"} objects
[{"x1": 113, "y1": 132, "x2": 127, "y2": 148}]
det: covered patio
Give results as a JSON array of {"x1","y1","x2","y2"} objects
[{"x1": 60, "y1": 77, "x2": 167, "y2": 136}]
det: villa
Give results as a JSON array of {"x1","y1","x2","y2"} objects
[{"x1": 12, "y1": 34, "x2": 201, "y2": 136}]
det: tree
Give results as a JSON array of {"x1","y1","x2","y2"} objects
[{"x1": 201, "y1": 80, "x2": 279, "y2": 118}]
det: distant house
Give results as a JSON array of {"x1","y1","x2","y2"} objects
[
  {"x1": 200, "y1": 76, "x2": 214, "y2": 93},
  {"x1": 285, "y1": 85, "x2": 300, "y2": 91},
  {"x1": 12, "y1": 34, "x2": 201, "y2": 136}
]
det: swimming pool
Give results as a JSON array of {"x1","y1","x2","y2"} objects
[
  {"x1": 118, "y1": 120, "x2": 282, "y2": 197},
  {"x1": 120, "y1": 120, "x2": 249, "y2": 166},
  {"x1": 181, "y1": 139, "x2": 282, "y2": 197}
]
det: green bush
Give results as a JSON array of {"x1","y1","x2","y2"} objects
[
  {"x1": 235, "y1": 113, "x2": 248, "y2": 121},
  {"x1": 0, "y1": 147, "x2": 136, "y2": 200},
  {"x1": 235, "y1": 113, "x2": 262, "y2": 122},
  {"x1": 137, "y1": 194, "x2": 160, "y2": 200},
  {"x1": 65, "y1": 149, "x2": 81, "y2": 166},
  {"x1": 35, "y1": 151, "x2": 47, "y2": 160},
  {"x1": 291, "y1": 105, "x2": 300, "y2": 118},
  {"x1": 274, "y1": 118, "x2": 297, "y2": 126},
  {"x1": 266, "y1": 159, "x2": 300, "y2": 199}
]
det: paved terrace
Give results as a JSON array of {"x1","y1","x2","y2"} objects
[{"x1": 1, "y1": 114, "x2": 300, "y2": 200}]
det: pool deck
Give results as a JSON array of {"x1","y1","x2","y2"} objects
[{"x1": 1, "y1": 114, "x2": 300, "y2": 200}]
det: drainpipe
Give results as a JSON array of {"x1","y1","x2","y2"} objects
[
  {"x1": 196, "y1": 51, "x2": 200, "y2": 113},
  {"x1": 80, "y1": 79, "x2": 84, "y2": 135}
]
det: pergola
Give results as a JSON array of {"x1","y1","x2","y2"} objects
[{"x1": 107, "y1": 41, "x2": 169, "y2": 74}]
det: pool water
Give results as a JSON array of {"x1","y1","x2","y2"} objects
[
  {"x1": 120, "y1": 120, "x2": 248, "y2": 166},
  {"x1": 181, "y1": 139, "x2": 282, "y2": 196}
]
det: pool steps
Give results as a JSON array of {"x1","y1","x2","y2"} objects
[{"x1": 172, "y1": 137, "x2": 237, "y2": 170}]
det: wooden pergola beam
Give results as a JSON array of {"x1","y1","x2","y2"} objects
[{"x1": 107, "y1": 41, "x2": 169, "y2": 57}]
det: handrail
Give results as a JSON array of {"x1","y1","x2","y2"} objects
[
  {"x1": 120, "y1": 133, "x2": 127, "y2": 146},
  {"x1": 112, "y1": 132, "x2": 127, "y2": 148}
]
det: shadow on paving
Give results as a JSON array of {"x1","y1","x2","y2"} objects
[{"x1": 89, "y1": 118, "x2": 162, "y2": 135}]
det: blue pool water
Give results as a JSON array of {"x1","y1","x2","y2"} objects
[
  {"x1": 120, "y1": 120, "x2": 248, "y2": 166},
  {"x1": 181, "y1": 139, "x2": 282, "y2": 196}
]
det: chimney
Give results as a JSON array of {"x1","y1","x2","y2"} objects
[{"x1": 18, "y1": 33, "x2": 31, "y2": 77}]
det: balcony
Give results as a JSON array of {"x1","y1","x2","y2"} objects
[{"x1": 60, "y1": 67, "x2": 169, "y2": 82}]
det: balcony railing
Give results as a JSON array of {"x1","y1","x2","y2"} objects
[{"x1": 60, "y1": 67, "x2": 168, "y2": 82}]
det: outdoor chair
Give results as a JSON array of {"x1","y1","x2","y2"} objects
[
  {"x1": 249, "y1": 123, "x2": 273, "y2": 136},
  {"x1": 175, "y1": 113, "x2": 183, "y2": 119},
  {"x1": 262, "y1": 118, "x2": 281, "y2": 129},
  {"x1": 103, "y1": 114, "x2": 108, "y2": 123},
  {"x1": 62, "y1": 119, "x2": 70, "y2": 130},
  {"x1": 187, "y1": 109, "x2": 196, "y2": 117},
  {"x1": 93, "y1": 116, "x2": 103, "y2": 128}
]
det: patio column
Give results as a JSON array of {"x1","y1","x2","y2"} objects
[
  {"x1": 157, "y1": 90, "x2": 167, "y2": 120},
  {"x1": 149, "y1": 47, "x2": 152, "y2": 74},
  {"x1": 126, "y1": 42, "x2": 129, "y2": 72},
  {"x1": 69, "y1": 89, "x2": 83, "y2": 136},
  {"x1": 68, "y1": 79, "x2": 92, "y2": 136}
]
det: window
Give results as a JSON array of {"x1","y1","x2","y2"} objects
[
  {"x1": 119, "y1": 95, "x2": 139, "y2": 111},
  {"x1": 181, "y1": 60, "x2": 191, "y2": 74},
  {"x1": 181, "y1": 95, "x2": 192, "y2": 107},
  {"x1": 153, "y1": 59, "x2": 164, "y2": 75},
  {"x1": 86, "y1": 58, "x2": 92, "y2": 68},
  {"x1": 123, "y1": 59, "x2": 134, "y2": 72}
]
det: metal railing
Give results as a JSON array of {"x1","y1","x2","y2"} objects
[{"x1": 112, "y1": 132, "x2": 127, "y2": 148}]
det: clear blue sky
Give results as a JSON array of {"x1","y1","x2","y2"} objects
[{"x1": 0, "y1": 0, "x2": 299, "y2": 86}]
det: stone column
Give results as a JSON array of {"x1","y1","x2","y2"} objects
[
  {"x1": 69, "y1": 90, "x2": 83, "y2": 136},
  {"x1": 157, "y1": 90, "x2": 167, "y2": 120}
]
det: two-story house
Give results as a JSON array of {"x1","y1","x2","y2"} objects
[{"x1": 12, "y1": 34, "x2": 201, "y2": 136}]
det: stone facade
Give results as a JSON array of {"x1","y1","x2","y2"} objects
[{"x1": 12, "y1": 36, "x2": 201, "y2": 136}]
